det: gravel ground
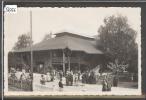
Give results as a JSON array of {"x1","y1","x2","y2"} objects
[
  {"x1": 33, "y1": 73, "x2": 138, "y2": 93},
  {"x1": 9, "y1": 72, "x2": 139, "y2": 93}
]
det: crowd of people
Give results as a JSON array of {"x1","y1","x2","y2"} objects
[
  {"x1": 40, "y1": 70, "x2": 81, "y2": 86},
  {"x1": 82, "y1": 71, "x2": 96, "y2": 84},
  {"x1": 9, "y1": 68, "x2": 32, "y2": 81},
  {"x1": 9, "y1": 67, "x2": 119, "y2": 92},
  {"x1": 39, "y1": 68, "x2": 119, "y2": 92},
  {"x1": 8, "y1": 68, "x2": 32, "y2": 90}
]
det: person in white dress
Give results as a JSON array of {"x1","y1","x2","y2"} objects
[{"x1": 46, "y1": 72, "x2": 51, "y2": 82}]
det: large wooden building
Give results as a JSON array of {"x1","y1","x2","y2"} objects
[{"x1": 8, "y1": 32, "x2": 105, "y2": 74}]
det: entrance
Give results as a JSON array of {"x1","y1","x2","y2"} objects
[
  {"x1": 36, "y1": 62, "x2": 44, "y2": 74},
  {"x1": 53, "y1": 64, "x2": 62, "y2": 72}
]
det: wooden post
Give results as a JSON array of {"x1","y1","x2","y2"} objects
[
  {"x1": 78, "y1": 56, "x2": 80, "y2": 71},
  {"x1": 20, "y1": 53, "x2": 23, "y2": 69},
  {"x1": 50, "y1": 51, "x2": 52, "y2": 67},
  {"x1": 63, "y1": 50, "x2": 65, "y2": 75},
  {"x1": 68, "y1": 56, "x2": 70, "y2": 71}
]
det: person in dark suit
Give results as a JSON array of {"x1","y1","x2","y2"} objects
[
  {"x1": 59, "y1": 79, "x2": 63, "y2": 91},
  {"x1": 113, "y1": 75, "x2": 118, "y2": 87}
]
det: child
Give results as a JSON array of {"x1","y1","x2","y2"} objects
[{"x1": 40, "y1": 74, "x2": 46, "y2": 85}]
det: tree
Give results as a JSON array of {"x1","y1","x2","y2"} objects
[
  {"x1": 97, "y1": 15, "x2": 138, "y2": 73},
  {"x1": 107, "y1": 59, "x2": 128, "y2": 74},
  {"x1": 13, "y1": 33, "x2": 33, "y2": 50}
]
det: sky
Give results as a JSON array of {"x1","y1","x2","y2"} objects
[{"x1": 4, "y1": 7, "x2": 141, "y2": 53}]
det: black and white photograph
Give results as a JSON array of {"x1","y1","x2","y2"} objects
[{"x1": 4, "y1": 7, "x2": 141, "y2": 96}]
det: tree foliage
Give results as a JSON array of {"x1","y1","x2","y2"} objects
[
  {"x1": 107, "y1": 59, "x2": 128, "y2": 74},
  {"x1": 97, "y1": 15, "x2": 138, "y2": 73},
  {"x1": 13, "y1": 33, "x2": 33, "y2": 50}
]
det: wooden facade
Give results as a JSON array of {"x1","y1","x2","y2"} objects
[
  {"x1": 8, "y1": 50, "x2": 104, "y2": 74},
  {"x1": 8, "y1": 32, "x2": 104, "y2": 74}
]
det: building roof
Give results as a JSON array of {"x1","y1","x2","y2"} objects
[
  {"x1": 13, "y1": 32, "x2": 103, "y2": 54},
  {"x1": 55, "y1": 32, "x2": 94, "y2": 41}
]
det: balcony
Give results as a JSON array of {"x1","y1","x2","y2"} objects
[
  {"x1": 52, "y1": 57, "x2": 80, "y2": 63},
  {"x1": 52, "y1": 57, "x2": 63, "y2": 63}
]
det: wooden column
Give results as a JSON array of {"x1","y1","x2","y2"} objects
[
  {"x1": 68, "y1": 56, "x2": 70, "y2": 71},
  {"x1": 20, "y1": 53, "x2": 23, "y2": 68},
  {"x1": 63, "y1": 50, "x2": 65, "y2": 75},
  {"x1": 50, "y1": 51, "x2": 52, "y2": 67},
  {"x1": 78, "y1": 56, "x2": 80, "y2": 71}
]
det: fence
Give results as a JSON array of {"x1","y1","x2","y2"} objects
[
  {"x1": 95, "y1": 73, "x2": 137, "y2": 85},
  {"x1": 118, "y1": 73, "x2": 138, "y2": 82},
  {"x1": 8, "y1": 77, "x2": 32, "y2": 91}
]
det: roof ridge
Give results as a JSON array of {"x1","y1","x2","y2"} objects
[{"x1": 55, "y1": 32, "x2": 94, "y2": 40}]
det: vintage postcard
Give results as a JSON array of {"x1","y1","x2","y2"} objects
[{"x1": 4, "y1": 7, "x2": 141, "y2": 96}]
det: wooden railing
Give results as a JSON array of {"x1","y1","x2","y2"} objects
[
  {"x1": 70, "y1": 57, "x2": 80, "y2": 63},
  {"x1": 52, "y1": 57, "x2": 63, "y2": 63},
  {"x1": 52, "y1": 57, "x2": 80, "y2": 63},
  {"x1": 8, "y1": 77, "x2": 32, "y2": 91}
]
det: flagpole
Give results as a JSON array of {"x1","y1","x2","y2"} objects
[{"x1": 30, "y1": 10, "x2": 33, "y2": 91}]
